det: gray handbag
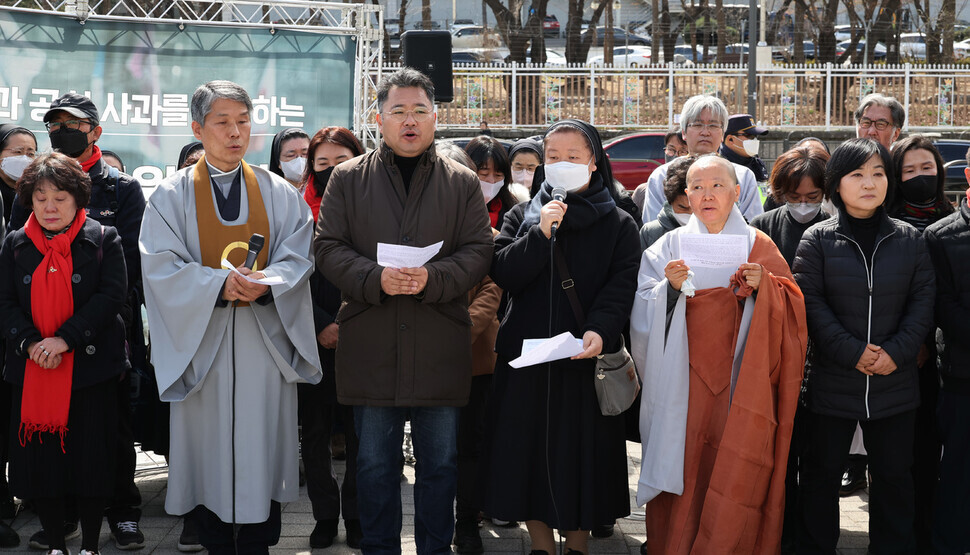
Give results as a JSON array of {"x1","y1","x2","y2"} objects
[{"x1": 554, "y1": 245, "x2": 640, "y2": 417}]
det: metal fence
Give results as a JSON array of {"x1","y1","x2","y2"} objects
[{"x1": 375, "y1": 63, "x2": 970, "y2": 133}]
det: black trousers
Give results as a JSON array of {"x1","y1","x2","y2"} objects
[
  {"x1": 297, "y1": 382, "x2": 358, "y2": 522},
  {"x1": 198, "y1": 502, "x2": 281, "y2": 555},
  {"x1": 932, "y1": 388, "x2": 970, "y2": 555},
  {"x1": 105, "y1": 371, "x2": 142, "y2": 524},
  {"x1": 911, "y1": 362, "x2": 941, "y2": 551},
  {"x1": 797, "y1": 409, "x2": 916, "y2": 555},
  {"x1": 456, "y1": 374, "x2": 491, "y2": 523},
  {"x1": 782, "y1": 404, "x2": 807, "y2": 552},
  {"x1": 35, "y1": 496, "x2": 106, "y2": 552}
]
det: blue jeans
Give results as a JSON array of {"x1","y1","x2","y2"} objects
[{"x1": 354, "y1": 406, "x2": 459, "y2": 555}]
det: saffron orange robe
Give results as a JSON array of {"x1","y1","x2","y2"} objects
[{"x1": 635, "y1": 223, "x2": 806, "y2": 554}]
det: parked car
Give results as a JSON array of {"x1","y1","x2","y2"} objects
[
  {"x1": 451, "y1": 49, "x2": 505, "y2": 65},
  {"x1": 901, "y1": 33, "x2": 970, "y2": 60},
  {"x1": 784, "y1": 40, "x2": 816, "y2": 61},
  {"x1": 384, "y1": 17, "x2": 403, "y2": 39},
  {"x1": 451, "y1": 25, "x2": 500, "y2": 48},
  {"x1": 526, "y1": 49, "x2": 568, "y2": 66},
  {"x1": 933, "y1": 139, "x2": 970, "y2": 194},
  {"x1": 451, "y1": 18, "x2": 475, "y2": 30},
  {"x1": 836, "y1": 39, "x2": 887, "y2": 60},
  {"x1": 674, "y1": 44, "x2": 710, "y2": 63},
  {"x1": 411, "y1": 20, "x2": 442, "y2": 30},
  {"x1": 588, "y1": 45, "x2": 652, "y2": 67},
  {"x1": 543, "y1": 15, "x2": 560, "y2": 37},
  {"x1": 602, "y1": 132, "x2": 666, "y2": 190},
  {"x1": 440, "y1": 137, "x2": 514, "y2": 152},
  {"x1": 582, "y1": 26, "x2": 650, "y2": 46}
]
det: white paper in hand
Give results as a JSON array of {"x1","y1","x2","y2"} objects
[
  {"x1": 377, "y1": 241, "x2": 443, "y2": 268},
  {"x1": 221, "y1": 259, "x2": 286, "y2": 285},
  {"x1": 509, "y1": 332, "x2": 585, "y2": 369},
  {"x1": 678, "y1": 233, "x2": 748, "y2": 269}
]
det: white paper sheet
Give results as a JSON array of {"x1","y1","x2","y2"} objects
[
  {"x1": 377, "y1": 241, "x2": 443, "y2": 268},
  {"x1": 509, "y1": 332, "x2": 585, "y2": 369},
  {"x1": 221, "y1": 259, "x2": 286, "y2": 285},
  {"x1": 678, "y1": 233, "x2": 748, "y2": 269}
]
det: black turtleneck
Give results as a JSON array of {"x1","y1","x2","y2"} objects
[
  {"x1": 396, "y1": 154, "x2": 421, "y2": 193},
  {"x1": 846, "y1": 211, "x2": 880, "y2": 265}
]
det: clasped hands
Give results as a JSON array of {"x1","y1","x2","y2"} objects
[
  {"x1": 222, "y1": 266, "x2": 270, "y2": 303},
  {"x1": 856, "y1": 344, "x2": 898, "y2": 376},
  {"x1": 28, "y1": 337, "x2": 69, "y2": 369},
  {"x1": 663, "y1": 259, "x2": 763, "y2": 291},
  {"x1": 381, "y1": 266, "x2": 428, "y2": 296}
]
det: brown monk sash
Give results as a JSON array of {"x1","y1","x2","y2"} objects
[{"x1": 193, "y1": 155, "x2": 270, "y2": 307}]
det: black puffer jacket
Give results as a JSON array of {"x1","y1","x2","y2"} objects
[
  {"x1": 924, "y1": 201, "x2": 970, "y2": 394},
  {"x1": 792, "y1": 208, "x2": 936, "y2": 420}
]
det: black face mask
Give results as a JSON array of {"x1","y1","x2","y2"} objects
[
  {"x1": 900, "y1": 174, "x2": 937, "y2": 204},
  {"x1": 313, "y1": 166, "x2": 335, "y2": 197},
  {"x1": 49, "y1": 128, "x2": 91, "y2": 158}
]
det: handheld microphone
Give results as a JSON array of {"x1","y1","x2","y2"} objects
[
  {"x1": 243, "y1": 233, "x2": 265, "y2": 270},
  {"x1": 550, "y1": 187, "x2": 566, "y2": 238}
]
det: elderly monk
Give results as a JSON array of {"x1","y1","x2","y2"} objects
[{"x1": 631, "y1": 154, "x2": 807, "y2": 554}]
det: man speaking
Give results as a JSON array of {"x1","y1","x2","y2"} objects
[{"x1": 139, "y1": 80, "x2": 321, "y2": 553}]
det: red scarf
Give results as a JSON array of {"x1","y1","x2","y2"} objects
[
  {"x1": 79, "y1": 145, "x2": 102, "y2": 173},
  {"x1": 20, "y1": 210, "x2": 87, "y2": 452},
  {"x1": 487, "y1": 197, "x2": 503, "y2": 229},
  {"x1": 303, "y1": 173, "x2": 322, "y2": 222}
]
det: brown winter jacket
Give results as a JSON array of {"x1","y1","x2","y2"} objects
[
  {"x1": 468, "y1": 275, "x2": 501, "y2": 377},
  {"x1": 314, "y1": 142, "x2": 493, "y2": 406}
]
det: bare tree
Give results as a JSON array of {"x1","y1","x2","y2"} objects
[
  {"x1": 398, "y1": 0, "x2": 408, "y2": 37},
  {"x1": 604, "y1": 0, "x2": 614, "y2": 64},
  {"x1": 564, "y1": 0, "x2": 609, "y2": 64},
  {"x1": 914, "y1": 0, "x2": 956, "y2": 63},
  {"x1": 421, "y1": 0, "x2": 431, "y2": 30},
  {"x1": 715, "y1": 0, "x2": 726, "y2": 63},
  {"x1": 483, "y1": 0, "x2": 549, "y2": 62}
]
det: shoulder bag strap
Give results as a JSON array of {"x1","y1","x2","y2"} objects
[{"x1": 553, "y1": 242, "x2": 585, "y2": 326}]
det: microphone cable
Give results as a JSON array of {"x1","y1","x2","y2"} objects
[{"x1": 546, "y1": 229, "x2": 563, "y2": 548}]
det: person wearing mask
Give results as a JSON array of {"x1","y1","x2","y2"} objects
[
  {"x1": 508, "y1": 138, "x2": 541, "y2": 200},
  {"x1": 465, "y1": 135, "x2": 522, "y2": 230},
  {"x1": 268, "y1": 128, "x2": 310, "y2": 188},
  {"x1": 299, "y1": 125, "x2": 365, "y2": 550},
  {"x1": 639, "y1": 155, "x2": 696, "y2": 250},
  {"x1": 313, "y1": 68, "x2": 493, "y2": 552},
  {"x1": 101, "y1": 151, "x2": 125, "y2": 174},
  {"x1": 747, "y1": 143, "x2": 829, "y2": 552},
  {"x1": 642, "y1": 96, "x2": 763, "y2": 223},
  {"x1": 7, "y1": 93, "x2": 148, "y2": 552},
  {"x1": 719, "y1": 114, "x2": 769, "y2": 184},
  {"x1": 0, "y1": 124, "x2": 36, "y2": 224},
  {"x1": 793, "y1": 138, "x2": 935, "y2": 554},
  {"x1": 140, "y1": 80, "x2": 322, "y2": 553},
  {"x1": 923, "y1": 154, "x2": 970, "y2": 555},
  {"x1": 888, "y1": 135, "x2": 953, "y2": 551},
  {"x1": 482, "y1": 119, "x2": 640, "y2": 555},
  {"x1": 177, "y1": 142, "x2": 205, "y2": 170},
  {"x1": 632, "y1": 131, "x2": 689, "y2": 215},
  {"x1": 632, "y1": 154, "x2": 806, "y2": 554},
  {"x1": 0, "y1": 152, "x2": 128, "y2": 555},
  {"x1": 855, "y1": 93, "x2": 904, "y2": 151}
]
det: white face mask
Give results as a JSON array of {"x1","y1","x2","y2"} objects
[
  {"x1": 511, "y1": 168, "x2": 534, "y2": 188},
  {"x1": 544, "y1": 160, "x2": 592, "y2": 193},
  {"x1": 280, "y1": 156, "x2": 306, "y2": 182},
  {"x1": 674, "y1": 213, "x2": 692, "y2": 226},
  {"x1": 788, "y1": 202, "x2": 822, "y2": 224},
  {"x1": 480, "y1": 179, "x2": 504, "y2": 203},
  {"x1": 1, "y1": 155, "x2": 32, "y2": 181},
  {"x1": 742, "y1": 138, "x2": 760, "y2": 157}
]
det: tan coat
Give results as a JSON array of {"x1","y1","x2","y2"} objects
[
  {"x1": 314, "y1": 143, "x2": 493, "y2": 406},
  {"x1": 468, "y1": 275, "x2": 501, "y2": 377}
]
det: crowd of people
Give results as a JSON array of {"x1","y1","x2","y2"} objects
[{"x1": 0, "y1": 68, "x2": 965, "y2": 555}]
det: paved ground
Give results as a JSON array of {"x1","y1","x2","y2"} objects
[{"x1": 3, "y1": 441, "x2": 873, "y2": 554}]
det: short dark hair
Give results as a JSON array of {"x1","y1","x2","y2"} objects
[
  {"x1": 663, "y1": 155, "x2": 697, "y2": 203},
  {"x1": 769, "y1": 145, "x2": 830, "y2": 202},
  {"x1": 890, "y1": 134, "x2": 953, "y2": 214},
  {"x1": 664, "y1": 130, "x2": 683, "y2": 146},
  {"x1": 18, "y1": 152, "x2": 92, "y2": 209},
  {"x1": 825, "y1": 138, "x2": 894, "y2": 211},
  {"x1": 376, "y1": 67, "x2": 435, "y2": 112},
  {"x1": 465, "y1": 135, "x2": 515, "y2": 208}
]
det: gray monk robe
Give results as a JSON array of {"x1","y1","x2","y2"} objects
[{"x1": 139, "y1": 158, "x2": 321, "y2": 524}]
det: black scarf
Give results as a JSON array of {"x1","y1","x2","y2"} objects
[{"x1": 517, "y1": 174, "x2": 617, "y2": 237}]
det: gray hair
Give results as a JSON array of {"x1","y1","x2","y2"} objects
[
  {"x1": 435, "y1": 141, "x2": 475, "y2": 171},
  {"x1": 376, "y1": 67, "x2": 435, "y2": 112},
  {"x1": 688, "y1": 153, "x2": 738, "y2": 186},
  {"x1": 855, "y1": 93, "x2": 905, "y2": 128},
  {"x1": 679, "y1": 95, "x2": 728, "y2": 135},
  {"x1": 191, "y1": 80, "x2": 253, "y2": 126}
]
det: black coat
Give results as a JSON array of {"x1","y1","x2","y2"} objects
[
  {"x1": 491, "y1": 191, "x2": 641, "y2": 360},
  {"x1": 0, "y1": 217, "x2": 128, "y2": 389},
  {"x1": 792, "y1": 209, "x2": 936, "y2": 420},
  {"x1": 924, "y1": 201, "x2": 970, "y2": 394},
  {"x1": 309, "y1": 269, "x2": 341, "y2": 401},
  {"x1": 639, "y1": 201, "x2": 680, "y2": 251},
  {"x1": 749, "y1": 204, "x2": 829, "y2": 268}
]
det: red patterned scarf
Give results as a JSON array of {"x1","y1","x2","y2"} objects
[{"x1": 20, "y1": 209, "x2": 86, "y2": 451}]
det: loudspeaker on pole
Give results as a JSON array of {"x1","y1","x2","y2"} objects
[{"x1": 401, "y1": 30, "x2": 454, "y2": 103}]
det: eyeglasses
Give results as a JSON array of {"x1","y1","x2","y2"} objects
[
  {"x1": 686, "y1": 122, "x2": 722, "y2": 132},
  {"x1": 1, "y1": 147, "x2": 36, "y2": 157},
  {"x1": 664, "y1": 146, "x2": 690, "y2": 157},
  {"x1": 382, "y1": 108, "x2": 433, "y2": 123},
  {"x1": 45, "y1": 119, "x2": 92, "y2": 132},
  {"x1": 785, "y1": 190, "x2": 824, "y2": 203},
  {"x1": 858, "y1": 118, "x2": 893, "y2": 131}
]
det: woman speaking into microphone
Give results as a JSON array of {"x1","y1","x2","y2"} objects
[{"x1": 481, "y1": 120, "x2": 641, "y2": 555}]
